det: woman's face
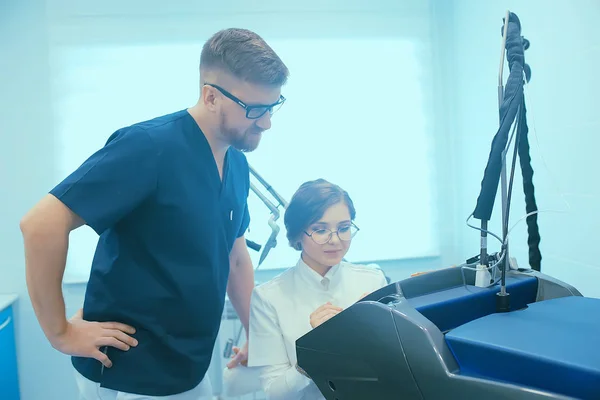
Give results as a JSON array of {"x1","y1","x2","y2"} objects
[{"x1": 300, "y1": 201, "x2": 354, "y2": 270}]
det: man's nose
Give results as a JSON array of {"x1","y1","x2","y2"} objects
[{"x1": 255, "y1": 112, "x2": 272, "y2": 130}]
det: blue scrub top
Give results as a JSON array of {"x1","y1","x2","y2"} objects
[{"x1": 50, "y1": 110, "x2": 251, "y2": 396}]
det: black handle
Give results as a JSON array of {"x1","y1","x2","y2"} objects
[{"x1": 246, "y1": 239, "x2": 262, "y2": 252}]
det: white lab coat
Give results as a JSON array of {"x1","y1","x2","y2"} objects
[{"x1": 245, "y1": 258, "x2": 388, "y2": 400}]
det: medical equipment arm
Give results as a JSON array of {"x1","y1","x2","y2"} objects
[
  {"x1": 247, "y1": 167, "x2": 288, "y2": 268},
  {"x1": 249, "y1": 165, "x2": 289, "y2": 209},
  {"x1": 470, "y1": 11, "x2": 536, "y2": 312}
]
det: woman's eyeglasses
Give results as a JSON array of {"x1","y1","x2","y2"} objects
[{"x1": 304, "y1": 223, "x2": 360, "y2": 245}]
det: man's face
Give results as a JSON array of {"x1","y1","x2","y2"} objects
[{"x1": 214, "y1": 81, "x2": 283, "y2": 152}]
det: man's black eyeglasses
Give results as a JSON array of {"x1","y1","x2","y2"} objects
[{"x1": 205, "y1": 83, "x2": 286, "y2": 120}]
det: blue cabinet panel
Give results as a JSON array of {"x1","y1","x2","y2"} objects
[{"x1": 0, "y1": 305, "x2": 20, "y2": 400}]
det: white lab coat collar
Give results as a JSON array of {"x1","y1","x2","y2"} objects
[{"x1": 296, "y1": 256, "x2": 342, "y2": 292}]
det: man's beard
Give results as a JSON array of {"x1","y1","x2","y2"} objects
[{"x1": 219, "y1": 113, "x2": 263, "y2": 153}]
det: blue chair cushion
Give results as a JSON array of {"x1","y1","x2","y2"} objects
[
  {"x1": 407, "y1": 275, "x2": 538, "y2": 332},
  {"x1": 445, "y1": 296, "x2": 600, "y2": 399}
]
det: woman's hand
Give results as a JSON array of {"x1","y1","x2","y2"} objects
[
  {"x1": 227, "y1": 342, "x2": 249, "y2": 368},
  {"x1": 309, "y1": 302, "x2": 343, "y2": 329}
]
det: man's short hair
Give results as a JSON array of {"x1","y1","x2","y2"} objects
[{"x1": 200, "y1": 28, "x2": 289, "y2": 87}]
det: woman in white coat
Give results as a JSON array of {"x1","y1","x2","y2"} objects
[{"x1": 232, "y1": 178, "x2": 388, "y2": 400}]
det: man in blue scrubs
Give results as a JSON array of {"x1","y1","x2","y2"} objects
[{"x1": 20, "y1": 28, "x2": 288, "y2": 398}]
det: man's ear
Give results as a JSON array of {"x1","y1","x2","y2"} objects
[{"x1": 201, "y1": 85, "x2": 218, "y2": 112}]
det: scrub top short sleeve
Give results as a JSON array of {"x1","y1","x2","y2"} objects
[{"x1": 50, "y1": 127, "x2": 158, "y2": 235}]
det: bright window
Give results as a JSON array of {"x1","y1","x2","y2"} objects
[{"x1": 51, "y1": 38, "x2": 438, "y2": 281}]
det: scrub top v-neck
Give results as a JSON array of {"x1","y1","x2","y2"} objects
[
  {"x1": 49, "y1": 109, "x2": 251, "y2": 396},
  {"x1": 188, "y1": 115, "x2": 232, "y2": 198}
]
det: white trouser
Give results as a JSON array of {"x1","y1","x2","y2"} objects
[{"x1": 74, "y1": 369, "x2": 213, "y2": 400}]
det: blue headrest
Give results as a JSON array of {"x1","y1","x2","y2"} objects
[{"x1": 406, "y1": 275, "x2": 538, "y2": 332}]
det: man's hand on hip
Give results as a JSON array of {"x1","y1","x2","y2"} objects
[{"x1": 50, "y1": 308, "x2": 138, "y2": 368}]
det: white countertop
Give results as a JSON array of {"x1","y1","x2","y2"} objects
[{"x1": 0, "y1": 294, "x2": 18, "y2": 311}]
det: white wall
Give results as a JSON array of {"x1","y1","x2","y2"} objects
[
  {"x1": 0, "y1": 1, "x2": 75, "y2": 400},
  {"x1": 449, "y1": 0, "x2": 600, "y2": 298}
]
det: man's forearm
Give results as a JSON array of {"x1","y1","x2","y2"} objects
[
  {"x1": 227, "y1": 257, "x2": 254, "y2": 334},
  {"x1": 22, "y1": 225, "x2": 70, "y2": 344}
]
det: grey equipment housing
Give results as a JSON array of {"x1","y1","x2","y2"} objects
[{"x1": 295, "y1": 265, "x2": 600, "y2": 399}]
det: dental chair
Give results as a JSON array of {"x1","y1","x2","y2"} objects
[{"x1": 295, "y1": 265, "x2": 600, "y2": 399}]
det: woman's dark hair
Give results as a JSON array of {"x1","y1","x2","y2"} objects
[{"x1": 284, "y1": 179, "x2": 356, "y2": 250}]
